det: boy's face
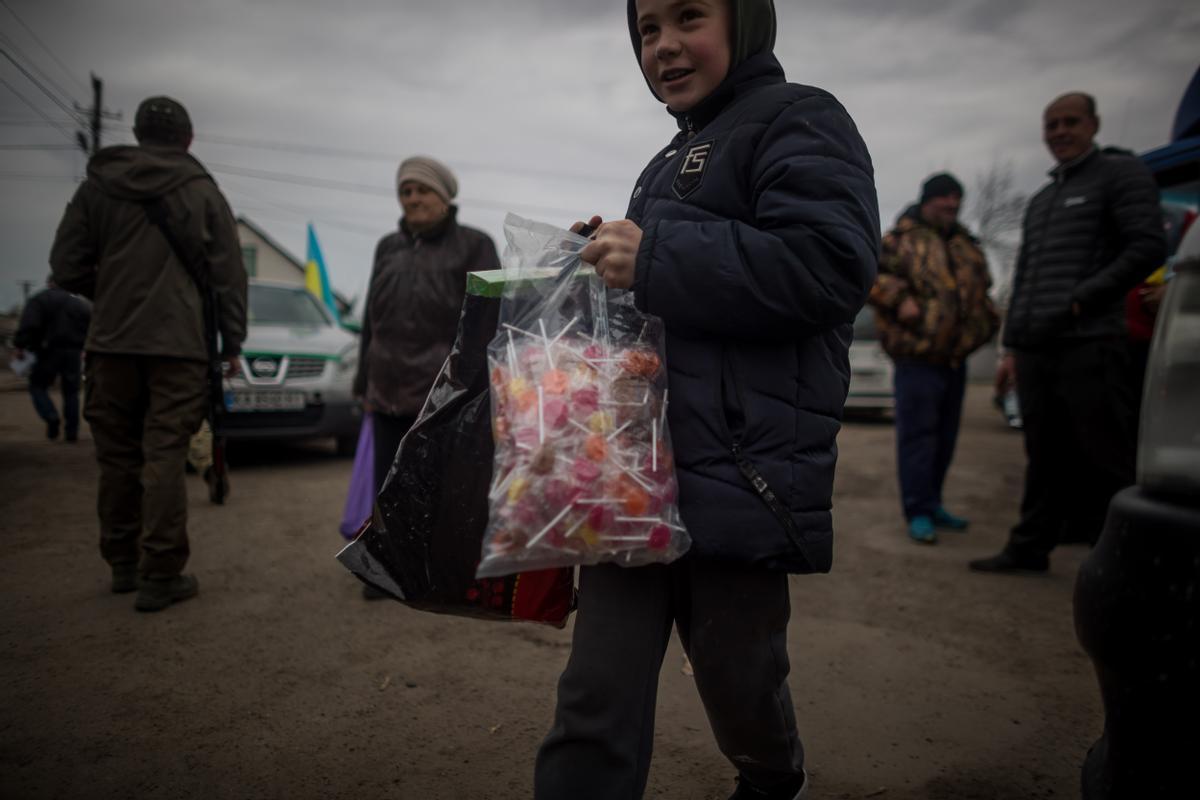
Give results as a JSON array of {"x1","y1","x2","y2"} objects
[{"x1": 635, "y1": 0, "x2": 732, "y2": 114}]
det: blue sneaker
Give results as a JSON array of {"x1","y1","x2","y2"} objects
[
  {"x1": 908, "y1": 515, "x2": 937, "y2": 544},
  {"x1": 933, "y1": 506, "x2": 969, "y2": 530}
]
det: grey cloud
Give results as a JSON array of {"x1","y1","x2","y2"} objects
[{"x1": 1, "y1": 0, "x2": 1196, "y2": 310}]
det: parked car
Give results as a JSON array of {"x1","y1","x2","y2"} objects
[
  {"x1": 222, "y1": 280, "x2": 362, "y2": 454},
  {"x1": 844, "y1": 305, "x2": 895, "y2": 415},
  {"x1": 1074, "y1": 67, "x2": 1200, "y2": 797}
]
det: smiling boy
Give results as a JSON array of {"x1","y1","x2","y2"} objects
[{"x1": 534, "y1": 2, "x2": 879, "y2": 798}]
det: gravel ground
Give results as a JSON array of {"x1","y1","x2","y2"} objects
[{"x1": 0, "y1": 384, "x2": 1100, "y2": 799}]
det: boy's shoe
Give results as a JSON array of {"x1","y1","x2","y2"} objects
[
  {"x1": 135, "y1": 574, "x2": 199, "y2": 612},
  {"x1": 64, "y1": 429, "x2": 78, "y2": 442},
  {"x1": 933, "y1": 506, "x2": 969, "y2": 530},
  {"x1": 968, "y1": 550, "x2": 1049, "y2": 574},
  {"x1": 729, "y1": 771, "x2": 808, "y2": 800},
  {"x1": 46, "y1": 420, "x2": 60, "y2": 440},
  {"x1": 111, "y1": 564, "x2": 138, "y2": 594},
  {"x1": 908, "y1": 516, "x2": 937, "y2": 544}
]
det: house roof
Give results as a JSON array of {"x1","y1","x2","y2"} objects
[{"x1": 236, "y1": 215, "x2": 352, "y2": 311}]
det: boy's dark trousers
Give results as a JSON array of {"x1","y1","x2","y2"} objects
[
  {"x1": 534, "y1": 559, "x2": 804, "y2": 800},
  {"x1": 84, "y1": 354, "x2": 208, "y2": 580},
  {"x1": 1007, "y1": 338, "x2": 1136, "y2": 557},
  {"x1": 28, "y1": 347, "x2": 82, "y2": 437},
  {"x1": 892, "y1": 360, "x2": 966, "y2": 520}
]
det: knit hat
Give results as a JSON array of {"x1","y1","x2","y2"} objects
[
  {"x1": 133, "y1": 96, "x2": 192, "y2": 145},
  {"x1": 920, "y1": 173, "x2": 965, "y2": 204},
  {"x1": 396, "y1": 156, "x2": 457, "y2": 205}
]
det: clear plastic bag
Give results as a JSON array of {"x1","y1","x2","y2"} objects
[{"x1": 475, "y1": 214, "x2": 690, "y2": 578}]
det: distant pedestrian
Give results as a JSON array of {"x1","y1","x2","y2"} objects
[
  {"x1": 50, "y1": 95, "x2": 247, "y2": 611},
  {"x1": 869, "y1": 173, "x2": 998, "y2": 543},
  {"x1": 353, "y1": 155, "x2": 500, "y2": 598},
  {"x1": 970, "y1": 92, "x2": 1166, "y2": 574},
  {"x1": 13, "y1": 277, "x2": 91, "y2": 441}
]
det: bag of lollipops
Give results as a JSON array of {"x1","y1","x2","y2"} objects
[{"x1": 476, "y1": 214, "x2": 690, "y2": 578}]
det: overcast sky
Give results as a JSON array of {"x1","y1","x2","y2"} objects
[{"x1": 1, "y1": 0, "x2": 1197, "y2": 313}]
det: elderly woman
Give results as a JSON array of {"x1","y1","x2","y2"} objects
[{"x1": 354, "y1": 156, "x2": 500, "y2": 596}]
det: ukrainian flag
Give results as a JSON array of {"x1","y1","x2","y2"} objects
[{"x1": 305, "y1": 223, "x2": 340, "y2": 322}]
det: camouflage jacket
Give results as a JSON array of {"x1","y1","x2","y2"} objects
[{"x1": 868, "y1": 208, "x2": 998, "y2": 367}]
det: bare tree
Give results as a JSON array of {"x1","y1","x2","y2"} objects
[{"x1": 966, "y1": 160, "x2": 1027, "y2": 301}]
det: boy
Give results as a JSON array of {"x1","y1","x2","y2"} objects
[{"x1": 535, "y1": 1, "x2": 879, "y2": 799}]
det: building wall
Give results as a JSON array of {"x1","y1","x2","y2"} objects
[{"x1": 236, "y1": 222, "x2": 304, "y2": 286}]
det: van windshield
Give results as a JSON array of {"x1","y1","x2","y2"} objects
[{"x1": 248, "y1": 285, "x2": 331, "y2": 326}]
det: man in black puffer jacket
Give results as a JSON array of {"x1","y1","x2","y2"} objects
[
  {"x1": 970, "y1": 93, "x2": 1166, "y2": 574},
  {"x1": 533, "y1": 2, "x2": 878, "y2": 798}
]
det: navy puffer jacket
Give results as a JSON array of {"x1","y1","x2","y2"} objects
[{"x1": 625, "y1": 48, "x2": 880, "y2": 572}]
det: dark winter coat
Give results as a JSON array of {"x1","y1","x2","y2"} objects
[
  {"x1": 1003, "y1": 147, "x2": 1166, "y2": 350},
  {"x1": 14, "y1": 286, "x2": 91, "y2": 354},
  {"x1": 50, "y1": 144, "x2": 247, "y2": 360},
  {"x1": 624, "y1": 46, "x2": 880, "y2": 570},
  {"x1": 355, "y1": 209, "x2": 500, "y2": 417}
]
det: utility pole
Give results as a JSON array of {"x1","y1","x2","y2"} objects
[
  {"x1": 73, "y1": 73, "x2": 121, "y2": 157},
  {"x1": 19, "y1": 280, "x2": 35, "y2": 304}
]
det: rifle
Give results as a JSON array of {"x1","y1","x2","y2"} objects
[{"x1": 142, "y1": 197, "x2": 229, "y2": 504}]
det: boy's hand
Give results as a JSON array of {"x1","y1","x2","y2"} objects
[
  {"x1": 571, "y1": 215, "x2": 603, "y2": 236},
  {"x1": 581, "y1": 220, "x2": 642, "y2": 290}
]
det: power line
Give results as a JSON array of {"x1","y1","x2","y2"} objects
[
  {"x1": 0, "y1": 29, "x2": 81, "y2": 113},
  {"x1": 0, "y1": 171, "x2": 77, "y2": 182},
  {"x1": 0, "y1": 117, "x2": 78, "y2": 126},
  {"x1": 0, "y1": 0, "x2": 87, "y2": 94},
  {"x1": 0, "y1": 76, "x2": 78, "y2": 145},
  {"x1": 67, "y1": 113, "x2": 626, "y2": 188},
  {"x1": 206, "y1": 161, "x2": 581, "y2": 218},
  {"x1": 233, "y1": 206, "x2": 381, "y2": 240},
  {"x1": 219, "y1": 173, "x2": 390, "y2": 236},
  {"x1": 0, "y1": 47, "x2": 88, "y2": 127},
  {"x1": 193, "y1": 131, "x2": 629, "y2": 187},
  {"x1": 0, "y1": 143, "x2": 75, "y2": 150}
]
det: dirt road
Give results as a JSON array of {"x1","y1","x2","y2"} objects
[{"x1": 0, "y1": 384, "x2": 1100, "y2": 799}]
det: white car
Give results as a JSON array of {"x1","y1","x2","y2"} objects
[
  {"x1": 222, "y1": 280, "x2": 362, "y2": 454},
  {"x1": 845, "y1": 306, "x2": 895, "y2": 414}
]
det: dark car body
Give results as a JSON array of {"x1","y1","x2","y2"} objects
[{"x1": 1074, "y1": 67, "x2": 1200, "y2": 798}]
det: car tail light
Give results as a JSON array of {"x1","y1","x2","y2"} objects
[{"x1": 1138, "y1": 226, "x2": 1200, "y2": 501}]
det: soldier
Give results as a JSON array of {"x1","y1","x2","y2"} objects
[{"x1": 50, "y1": 96, "x2": 247, "y2": 611}]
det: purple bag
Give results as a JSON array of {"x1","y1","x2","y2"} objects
[{"x1": 339, "y1": 413, "x2": 375, "y2": 539}]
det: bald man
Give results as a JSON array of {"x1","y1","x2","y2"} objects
[{"x1": 970, "y1": 92, "x2": 1166, "y2": 574}]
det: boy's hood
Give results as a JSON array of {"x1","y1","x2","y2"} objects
[
  {"x1": 626, "y1": 0, "x2": 777, "y2": 103},
  {"x1": 86, "y1": 144, "x2": 211, "y2": 201}
]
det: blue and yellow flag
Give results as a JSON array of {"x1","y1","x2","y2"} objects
[{"x1": 305, "y1": 223, "x2": 339, "y2": 322}]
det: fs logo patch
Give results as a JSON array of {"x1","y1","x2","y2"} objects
[{"x1": 672, "y1": 141, "x2": 714, "y2": 199}]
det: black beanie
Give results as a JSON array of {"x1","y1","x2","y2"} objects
[
  {"x1": 134, "y1": 96, "x2": 192, "y2": 146},
  {"x1": 920, "y1": 173, "x2": 964, "y2": 204}
]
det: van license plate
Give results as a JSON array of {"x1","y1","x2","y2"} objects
[{"x1": 228, "y1": 390, "x2": 306, "y2": 412}]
